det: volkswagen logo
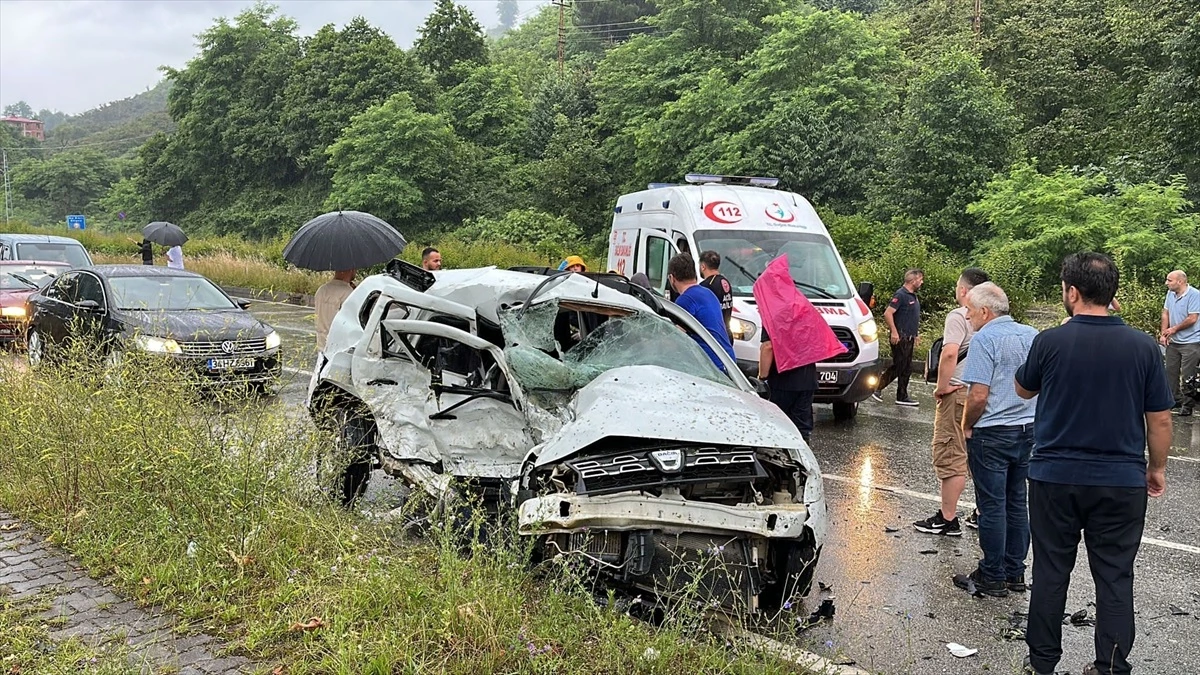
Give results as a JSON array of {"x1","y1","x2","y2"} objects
[{"x1": 220, "y1": 341, "x2": 236, "y2": 354}]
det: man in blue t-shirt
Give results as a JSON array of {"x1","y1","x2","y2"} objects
[
  {"x1": 1014, "y1": 252, "x2": 1174, "y2": 675},
  {"x1": 1161, "y1": 269, "x2": 1200, "y2": 416},
  {"x1": 667, "y1": 253, "x2": 736, "y2": 371}
]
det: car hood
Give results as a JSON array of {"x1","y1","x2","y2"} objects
[
  {"x1": 119, "y1": 309, "x2": 272, "y2": 341},
  {"x1": 0, "y1": 288, "x2": 36, "y2": 306},
  {"x1": 532, "y1": 365, "x2": 818, "y2": 469}
]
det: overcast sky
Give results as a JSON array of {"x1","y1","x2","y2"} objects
[{"x1": 0, "y1": 0, "x2": 547, "y2": 115}]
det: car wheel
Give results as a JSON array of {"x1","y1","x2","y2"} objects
[
  {"x1": 26, "y1": 328, "x2": 45, "y2": 368},
  {"x1": 832, "y1": 401, "x2": 858, "y2": 421},
  {"x1": 318, "y1": 407, "x2": 373, "y2": 507},
  {"x1": 761, "y1": 541, "x2": 820, "y2": 612}
]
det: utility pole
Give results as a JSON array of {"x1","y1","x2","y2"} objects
[
  {"x1": 1, "y1": 148, "x2": 11, "y2": 227},
  {"x1": 973, "y1": 0, "x2": 982, "y2": 41},
  {"x1": 552, "y1": 0, "x2": 570, "y2": 77}
]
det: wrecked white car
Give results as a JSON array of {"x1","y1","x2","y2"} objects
[{"x1": 307, "y1": 260, "x2": 829, "y2": 611}]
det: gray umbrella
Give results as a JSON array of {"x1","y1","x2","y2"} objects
[
  {"x1": 142, "y1": 221, "x2": 188, "y2": 247},
  {"x1": 283, "y1": 211, "x2": 407, "y2": 271}
]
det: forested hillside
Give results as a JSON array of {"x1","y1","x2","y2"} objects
[{"x1": 3, "y1": 0, "x2": 1197, "y2": 304}]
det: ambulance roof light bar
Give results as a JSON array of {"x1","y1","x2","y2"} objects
[{"x1": 684, "y1": 173, "x2": 780, "y2": 188}]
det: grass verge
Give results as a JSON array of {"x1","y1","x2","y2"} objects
[{"x1": 0, "y1": 348, "x2": 814, "y2": 674}]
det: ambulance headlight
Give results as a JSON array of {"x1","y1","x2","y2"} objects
[
  {"x1": 729, "y1": 317, "x2": 757, "y2": 342},
  {"x1": 858, "y1": 318, "x2": 878, "y2": 343}
]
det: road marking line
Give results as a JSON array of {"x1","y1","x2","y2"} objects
[
  {"x1": 716, "y1": 624, "x2": 871, "y2": 675},
  {"x1": 282, "y1": 365, "x2": 311, "y2": 377},
  {"x1": 822, "y1": 473, "x2": 1200, "y2": 555},
  {"x1": 822, "y1": 473, "x2": 975, "y2": 509}
]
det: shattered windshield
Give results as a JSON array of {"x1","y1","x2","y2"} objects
[{"x1": 500, "y1": 300, "x2": 731, "y2": 392}]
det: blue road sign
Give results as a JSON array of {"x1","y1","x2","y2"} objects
[{"x1": 66, "y1": 214, "x2": 86, "y2": 230}]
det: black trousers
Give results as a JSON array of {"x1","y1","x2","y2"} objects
[
  {"x1": 771, "y1": 388, "x2": 814, "y2": 442},
  {"x1": 876, "y1": 336, "x2": 915, "y2": 400},
  {"x1": 1027, "y1": 479, "x2": 1147, "y2": 675}
]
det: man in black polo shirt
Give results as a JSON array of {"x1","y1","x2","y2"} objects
[
  {"x1": 871, "y1": 268, "x2": 923, "y2": 406},
  {"x1": 1015, "y1": 252, "x2": 1174, "y2": 675},
  {"x1": 698, "y1": 250, "x2": 734, "y2": 342}
]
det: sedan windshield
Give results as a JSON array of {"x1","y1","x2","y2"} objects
[
  {"x1": 0, "y1": 272, "x2": 37, "y2": 290},
  {"x1": 109, "y1": 276, "x2": 237, "y2": 311},
  {"x1": 694, "y1": 229, "x2": 852, "y2": 299},
  {"x1": 15, "y1": 242, "x2": 91, "y2": 268}
]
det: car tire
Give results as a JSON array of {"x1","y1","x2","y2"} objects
[
  {"x1": 761, "y1": 541, "x2": 820, "y2": 612},
  {"x1": 26, "y1": 327, "x2": 45, "y2": 369},
  {"x1": 319, "y1": 407, "x2": 373, "y2": 507},
  {"x1": 832, "y1": 401, "x2": 858, "y2": 421}
]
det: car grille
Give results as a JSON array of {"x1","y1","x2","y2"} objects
[
  {"x1": 178, "y1": 338, "x2": 268, "y2": 359},
  {"x1": 825, "y1": 326, "x2": 859, "y2": 363},
  {"x1": 565, "y1": 446, "x2": 766, "y2": 496}
]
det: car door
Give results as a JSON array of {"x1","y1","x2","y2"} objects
[
  {"x1": 350, "y1": 313, "x2": 531, "y2": 482},
  {"x1": 636, "y1": 231, "x2": 676, "y2": 297},
  {"x1": 36, "y1": 272, "x2": 79, "y2": 346},
  {"x1": 70, "y1": 272, "x2": 110, "y2": 348}
]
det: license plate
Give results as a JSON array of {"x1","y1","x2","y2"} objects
[
  {"x1": 207, "y1": 357, "x2": 256, "y2": 371},
  {"x1": 818, "y1": 370, "x2": 839, "y2": 384}
]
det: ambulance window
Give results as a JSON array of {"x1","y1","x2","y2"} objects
[{"x1": 645, "y1": 236, "x2": 671, "y2": 293}]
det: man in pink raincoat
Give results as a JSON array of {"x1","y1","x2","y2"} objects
[{"x1": 754, "y1": 255, "x2": 848, "y2": 442}]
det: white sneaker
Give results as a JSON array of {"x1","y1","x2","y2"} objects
[
  {"x1": 869, "y1": 393, "x2": 883, "y2": 403},
  {"x1": 895, "y1": 398, "x2": 919, "y2": 407}
]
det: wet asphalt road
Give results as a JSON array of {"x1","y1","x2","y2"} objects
[{"x1": 8, "y1": 297, "x2": 1199, "y2": 674}]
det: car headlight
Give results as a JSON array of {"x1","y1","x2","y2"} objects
[
  {"x1": 1, "y1": 306, "x2": 26, "y2": 318},
  {"x1": 264, "y1": 330, "x2": 281, "y2": 350},
  {"x1": 729, "y1": 317, "x2": 757, "y2": 342},
  {"x1": 858, "y1": 318, "x2": 878, "y2": 343},
  {"x1": 133, "y1": 335, "x2": 182, "y2": 354}
]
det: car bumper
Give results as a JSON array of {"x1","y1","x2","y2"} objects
[
  {"x1": 0, "y1": 319, "x2": 26, "y2": 344},
  {"x1": 518, "y1": 492, "x2": 813, "y2": 539},
  {"x1": 169, "y1": 352, "x2": 282, "y2": 384},
  {"x1": 813, "y1": 357, "x2": 883, "y2": 404},
  {"x1": 737, "y1": 357, "x2": 883, "y2": 404}
]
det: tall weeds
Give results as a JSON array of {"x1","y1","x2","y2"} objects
[{"x1": 0, "y1": 346, "x2": 809, "y2": 674}]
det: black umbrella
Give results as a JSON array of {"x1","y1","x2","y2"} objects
[
  {"x1": 142, "y1": 221, "x2": 188, "y2": 247},
  {"x1": 283, "y1": 210, "x2": 408, "y2": 271}
]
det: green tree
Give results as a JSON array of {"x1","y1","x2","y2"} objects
[
  {"x1": 96, "y1": 177, "x2": 149, "y2": 228},
  {"x1": 510, "y1": 114, "x2": 613, "y2": 237},
  {"x1": 13, "y1": 150, "x2": 118, "y2": 219},
  {"x1": 162, "y1": 4, "x2": 301, "y2": 196},
  {"x1": 135, "y1": 132, "x2": 198, "y2": 221},
  {"x1": 869, "y1": 48, "x2": 1019, "y2": 251},
  {"x1": 3, "y1": 101, "x2": 34, "y2": 118},
  {"x1": 455, "y1": 208, "x2": 583, "y2": 258},
  {"x1": 282, "y1": 17, "x2": 434, "y2": 176},
  {"x1": 970, "y1": 163, "x2": 1200, "y2": 292},
  {"x1": 1142, "y1": 12, "x2": 1200, "y2": 198},
  {"x1": 441, "y1": 64, "x2": 530, "y2": 154},
  {"x1": 720, "y1": 8, "x2": 906, "y2": 211},
  {"x1": 413, "y1": 0, "x2": 489, "y2": 89},
  {"x1": 497, "y1": 0, "x2": 519, "y2": 33},
  {"x1": 325, "y1": 93, "x2": 466, "y2": 235}
]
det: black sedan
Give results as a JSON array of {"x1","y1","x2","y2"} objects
[{"x1": 25, "y1": 265, "x2": 282, "y2": 387}]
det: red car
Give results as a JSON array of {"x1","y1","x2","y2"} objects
[{"x1": 0, "y1": 260, "x2": 70, "y2": 346}]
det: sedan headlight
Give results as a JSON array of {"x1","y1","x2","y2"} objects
[
  {"x1": 729, "y1": 317, "x2": 758, "y2": 342},
  {"x1": 858, "y1": 318, "x2": 879, "y2": 343},
  {"x1": 1, "y1": 306, "x2": 26, "y2": 319},
  {"x1": 264, "y1": 330, "x2": 281, "y2": 350},
  {"x1": 133, "y1": 335, "x2": 182, "y2": 354}
]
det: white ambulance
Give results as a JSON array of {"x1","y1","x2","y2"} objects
[{"x1": 606, "y1": 174, "x2": 882, "y2": 420}]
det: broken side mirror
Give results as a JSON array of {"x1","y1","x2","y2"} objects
[{"x1": 857, "y1": 281, "x2": 874, "y2": 305}]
